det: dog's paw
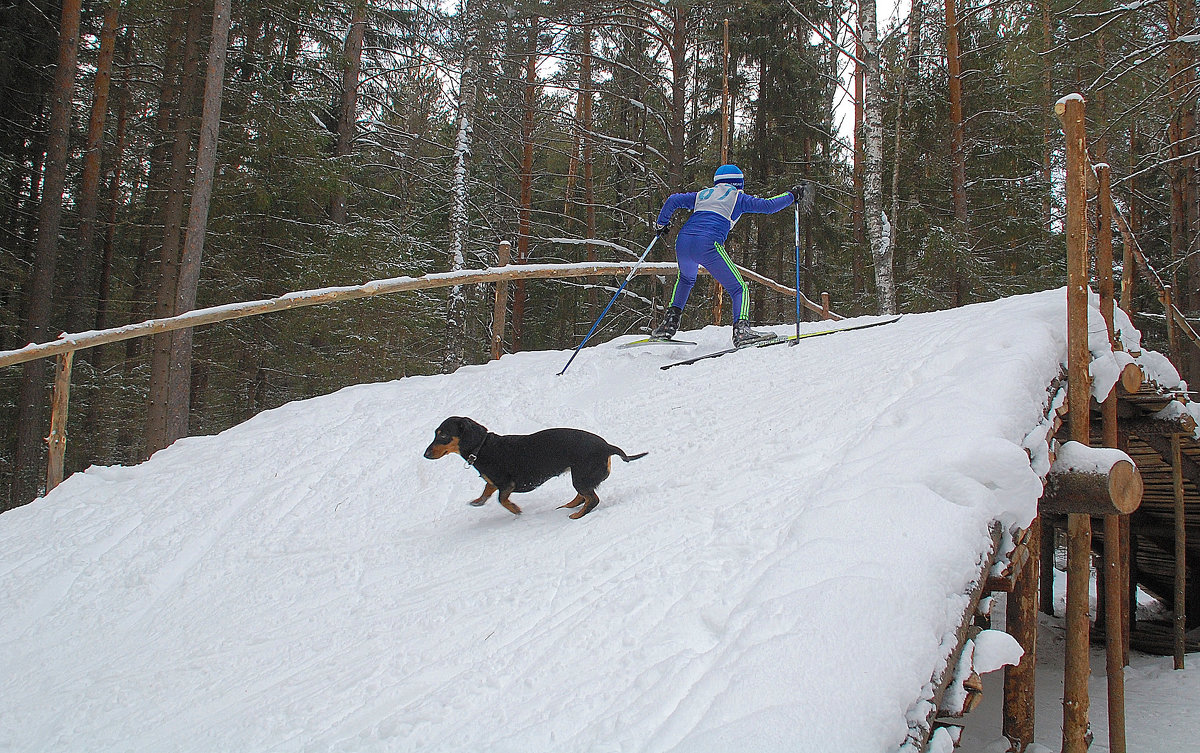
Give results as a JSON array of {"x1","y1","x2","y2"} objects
[{"x1": 469, "y1": 499, "x2": 487, "y2": 507}]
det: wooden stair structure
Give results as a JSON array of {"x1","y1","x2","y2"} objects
[{"x1": 1096, "y1": 379, "x2": 1200, "y2": 637}]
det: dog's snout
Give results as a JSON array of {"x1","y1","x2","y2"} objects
[{"x1": 424, "y1": 439, "x2": 455, "y2": 460}]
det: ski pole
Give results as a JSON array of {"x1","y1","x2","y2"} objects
[
  {"x1": 557, "y1": 234, "x2": 660, "y2": 376},
  {"x1": 794, "y1": 200, "x2": 801, "y2": 342}
]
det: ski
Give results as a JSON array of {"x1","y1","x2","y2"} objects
[
  {"x1": 619, "y1": 336, "x2": 697, "y2": 349},
  {"x1": 660, "y1": 315, "x2": 902, "y2": 370}
]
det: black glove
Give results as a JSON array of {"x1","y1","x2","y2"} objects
[
  {"x1": 655, "y1": 220, "x2": 673, "y2": 238},
  {"x1": 790, "y1": 180, "x2": 815, "y2": 215}
]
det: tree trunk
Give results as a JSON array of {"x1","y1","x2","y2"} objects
[
  {"x1": 68, "y1": 0, "x2": 122, "y2": 336},
  {"x1": 852, "y1": 33, "x2": 866, "y2": 295},
  {"x1": 862, "y1": 0, "x2": 894, "y2": 315},
  {"x1": 329, "y1": 0, "x2": 367, "y2": 225},
  {"x1": 146, "y1": 0, "x2": 204, "y2": 457},
  {"x1": 445, "y1": 0, "x2": 476, "y2": 371},
  {"x1": 8, "y1": 0, "x2": 83, "y2": 510},
  {"x1": 945, "y1": 0, "x2": 968, "y2": 305},
  {"x1": 582, "y1": 21, "x2": 597, "y2": 310},
  {"x1": 511, "y1": 17, "x2": 538, "y2": 352},
  {"x1": 1041, "y1": 0, "x2": 1053, "y2": 233},
  {"x1": 668, "y1": 5, "x2": 686, "y2": 188},
  {"x1": 165, "y1": 0, "x2": 232, "y2": 444},
  {"x1": 1168, "y1": 0, "x2": 1199, "y2": 386},
  {"x1": 891, "y1": 0, "x2": 921, "y2": 280},
  {"x1": 81, "y1": 27, "x2": 131, "y2": 473}
]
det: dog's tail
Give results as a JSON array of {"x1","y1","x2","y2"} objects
[{"x1": 611, "y1": 447, "x2": 648, "y2": 462}]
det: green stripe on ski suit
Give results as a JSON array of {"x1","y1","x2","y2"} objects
[{"x1": 714, "y1": 242, "x2": 750, "y2": 320}]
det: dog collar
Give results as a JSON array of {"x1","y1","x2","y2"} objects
[{"x1": 465, "y1": 433, "x2": 490, "y2": 467}]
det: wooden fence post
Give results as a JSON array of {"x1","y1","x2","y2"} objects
[
  {"x1": 1174, "y1": 433, "x2": 1187, "y2": 670},
  {"x1": 491, "y1": 240, "x2": 511, "y2": 361},
  {"x1": 1163, "y1": 285, "x2": 1181, "y2": 359},
  {"x1": 821, "y1": 292, "x2": 830, "y2": 320},
  {"x1": 1097, "y1": 163, "x2": 1128, "y2": 753},
  {"x1": 1003, "y1": 517, "x2": 1039, "y2": 749},
  {"x1": 46, "y1": 350, "x2": 75, "y2": 492},
  {"x1": 1056, "y1": 92, "x2": 1092, "y2": 753}
]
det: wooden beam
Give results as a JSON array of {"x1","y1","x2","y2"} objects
[
  {"x1": 0, "y1": 261, "x2": 839, "y2": 370},
  {"x1": 1139, "y1": 434, "x2": 1200, "y2": 489},
  {"x1": 1040, "y1": 445, "x2": 1143, "y2": 516},
  {"x1": 1116, "y1": 362, "x2": 1144, "y2": 396},
  {"x1": 1123, "y1": 411, "x2": 1198, "y2": 437}
]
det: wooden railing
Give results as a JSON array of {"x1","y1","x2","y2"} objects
[{"x1": 2, "y1": 253, "x2": 838, "y2": 495}]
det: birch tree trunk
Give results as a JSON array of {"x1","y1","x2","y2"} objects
[
  {"x1": 445, "y1": 0, "x2": 476, "y2": 371},
  {"x1": 861, "y1": 0, "x2": 895, "y2": 314},
  {"x1": 8, "y1": 0, "x2": 83, "y2": 509},
  {"x1": 165, "y1": 0, "x2": 232, "y2": 444},
  {"x1": 330, "y1": 0, "x2": 367, "y2": 225}
]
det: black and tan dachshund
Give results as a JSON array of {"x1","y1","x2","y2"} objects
[{"x1": 423, "y1": 416, "x2": 647, "y2": 519}]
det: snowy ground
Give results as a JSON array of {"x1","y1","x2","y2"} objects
[{"x1": 0, "y1": 288, "x2": 1195, "y2": 752}]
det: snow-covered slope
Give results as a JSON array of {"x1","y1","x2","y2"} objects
[{"x1": 0, "y1": 289, "x2": 1119, "y2": 752}]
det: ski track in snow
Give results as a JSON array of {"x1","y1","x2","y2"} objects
[{"x1": 0, "y1": 289, "x2": 1155, "y2": 752}]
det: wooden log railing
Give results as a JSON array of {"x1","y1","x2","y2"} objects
[
  {"x1": 1, "y1": 256, "x2": 837, "y2": 494},
  {"x1": 0, "y1": 260, "x2": 836, "y2": 371}
]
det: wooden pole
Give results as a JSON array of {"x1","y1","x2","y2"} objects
[
  {"x1": 46, "y1": 350, "x2": 75, "y2": 492},
  {"x1": 1057, "y1": 92, "x2": 1092, "y2": 753},
  {"x1": 1122, "y1": 123, "x2": 1138, "y2": 315},
  {"x1": 1097, "y1": 164, "x2": 1128, "y2": 752},
  {"x1": 491, "y1": 240, "x2": 511, "y2": 361},
  {"x1": 1164, "y1": 285, "x2": 1181, "y2": 359},
  {"x1": 1003, "y1": 517, "x2": 1039, "y2": 749},
  {"x1": 1173, "y1": 432, "x2": 1187, "y2": 670}
]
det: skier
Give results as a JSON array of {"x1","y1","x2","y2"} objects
[{"x1": 650, "y1": 164, "x2": 809, "y2": 347}]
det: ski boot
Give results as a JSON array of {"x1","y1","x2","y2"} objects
[
  {"x1": 732, "y1": 319, "x2": 776, "y2": 348},
  {"x1": 650, "y1": 306, "x2": 683, "y2": 340}
]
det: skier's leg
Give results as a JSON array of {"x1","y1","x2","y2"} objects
[
  {"x1": 668, "y1": 235, "x2": 702, "y2": 309},
  {"x1": 652, "y1": 236, "x2": 701, "y2": 338},
  {"x1": 700, "y1": 242, "x2": 750, "y2": 319}
]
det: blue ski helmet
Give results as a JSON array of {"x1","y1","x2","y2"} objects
[{"x1": 713, "y1": 164, "x2": 744, "y2": 189}]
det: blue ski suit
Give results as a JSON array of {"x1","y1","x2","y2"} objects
[{"x1": 656, "y1": 183, "x2": 795, "y2": 320}]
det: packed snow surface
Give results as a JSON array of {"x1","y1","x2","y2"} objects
[{"x1": 0, "y1": 289, "x2": 1152, "y2": 752}]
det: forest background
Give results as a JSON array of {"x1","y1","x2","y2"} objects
[{"x1": 1, "y1": 0, "x2": 1197, "y2": 511}]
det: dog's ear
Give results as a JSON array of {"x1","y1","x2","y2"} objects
[{"x1": 457, "y1": 417, "x2": 487, "y2": 445}]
